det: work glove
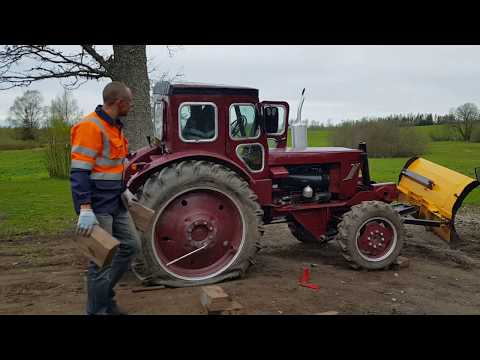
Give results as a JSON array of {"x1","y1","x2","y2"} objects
[{"x1": 76, "y1": 208, "x2": 99, "y2": 237}]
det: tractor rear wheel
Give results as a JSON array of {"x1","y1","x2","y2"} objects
[
  {"x1": 288, "y1": 222, "x2": 318, "y2": 243},
  {"x1": 136, "y1": 160, "x2": 263, "y2": 284},
  {"x1": 335, "y1": 201, "x2": 405, "y2": 270}
]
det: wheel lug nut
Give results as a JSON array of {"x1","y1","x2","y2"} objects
[
  {"x1": 209, "y1": 227, "x2": 213, "y2": 231},
  {"x1": 223, "y1": 241, "x2": 228, "y2": 246}
]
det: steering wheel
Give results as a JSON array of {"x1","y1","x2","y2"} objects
[
  {"x1": 231, "y1": 115, "x2": 247, "y2": 137},
  {"x1": 182, "y1": 127, "x2": 212, "y2": 140}
]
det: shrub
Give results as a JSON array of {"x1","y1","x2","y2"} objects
[
  {"x1": 44, "y1": 118, "x2": 71, "y2": 179},
  {"x1": 329, "y1": 119, "x2": 429, "y2": 158},
  {"x1": 429, "y1": 125, "x2": 460, "y2": 141},
  {"x1": 0, "y1": 127, "x2": 42, "y2": 150}
]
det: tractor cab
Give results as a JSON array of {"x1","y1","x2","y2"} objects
[{"x1": 146, "y1": 82, "x2": 292, "y2": 181}]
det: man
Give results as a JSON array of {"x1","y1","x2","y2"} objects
[{"x1": 70, "y1": 81, "x2": 138, "y2": 315}]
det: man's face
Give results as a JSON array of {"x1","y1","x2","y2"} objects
[{"x1": 117, "y1": 88, "x2": 134, "y2": 117}]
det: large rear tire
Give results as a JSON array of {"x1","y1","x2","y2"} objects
[
  {"x1": 335, "y1": 201, "x2": 405, "y2": 270},
  {"x1": 136, "y1": 160, "x2": 263, "y2": 284}
]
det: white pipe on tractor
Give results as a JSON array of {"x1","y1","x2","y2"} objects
[{"x1": 291, "y1": 88, "x2": 308, "y2": 149}]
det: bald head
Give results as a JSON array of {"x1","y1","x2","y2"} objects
[
  {"x1": 103, "y1": 81, "x2": 131, "y2": 106},
  {"x1": 102, "y1": 81, "x2": 134, "y2": 118}
]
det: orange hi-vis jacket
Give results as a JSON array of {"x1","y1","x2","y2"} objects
[
  {"x1": 70, "y1": 107, "x2": 129, "y2": 214},
  {"x1": 71, "y1": 111, "x2": 129, "y2": 181}
]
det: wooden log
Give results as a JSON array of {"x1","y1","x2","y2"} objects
[
  {"x1": 200, "y1": 285, "x2": 232, "y2": 313},
  {"x1": 73, "y1": 225, "x2": 120, "y2": 268}
]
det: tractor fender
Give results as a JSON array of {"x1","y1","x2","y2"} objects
[{"x1": 126, "y1": 150, "x2": 254, "y2": 193}]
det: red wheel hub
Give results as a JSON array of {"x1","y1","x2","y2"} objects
[
  {"x1": 153, "y1": 188, "x2": 244, "y2": 280},
  {"x1": 356, "y1": 220, "x2": 395, "y2": 260}
]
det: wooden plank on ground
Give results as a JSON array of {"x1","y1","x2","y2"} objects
[
  {"x1": 218, "y1": 301, "x2": 244, "y2": 315},
  {"x1": 131, "y1": 285, "x2": 166, "y2": 293},
  {"x1": 200, "y1": 285, "x2": 232, "y2": 313}
]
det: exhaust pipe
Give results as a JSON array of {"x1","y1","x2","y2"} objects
[
  {"x1": 291, "y1": 88, "x2": 307, "y2": 149},
  {"x1": 358, "y1": 142, "x2": 372, "y2": 187}
]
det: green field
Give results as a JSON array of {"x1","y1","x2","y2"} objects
[
  {"x1": 0, "y1": 126, "x2": 479, "y2": 237},
  {"x1": 0, "y1": 148, "x2": 76, "y2": 237}
]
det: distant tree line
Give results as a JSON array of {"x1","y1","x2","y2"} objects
[{"x1": 305, "y1": 102, "x2": 480, "y2": 142}]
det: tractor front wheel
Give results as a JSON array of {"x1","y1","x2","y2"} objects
[
  {"x1": 336, "y1": 201, "x2": 405, "y2": 270},
  {"x1": 136, "y1": 160, "x2": 263, "y2": 284}
]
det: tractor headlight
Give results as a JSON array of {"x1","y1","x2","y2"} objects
[{"x1": 153, "y1": 100, "x2": 164, "y2": 141}]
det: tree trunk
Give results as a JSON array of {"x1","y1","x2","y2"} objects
[{"x1": 111, "y1": 45, "x2": 152, "y2": 151}]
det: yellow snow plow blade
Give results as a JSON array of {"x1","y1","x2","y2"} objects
[{"x1": 397, "y1": 157, "x2": 479, "y2": 243}]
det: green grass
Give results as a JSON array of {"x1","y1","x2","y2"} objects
[
  {"x1": 0, "y1": 148, "x2": 76, "y2": 237},
  {"x1": 286, "y1": 128, "x2": 332, "y2": 147}
]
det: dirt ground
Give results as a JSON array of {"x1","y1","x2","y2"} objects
[{"x1": 1, "y1": 206, "x2": 479, "y2": 315}]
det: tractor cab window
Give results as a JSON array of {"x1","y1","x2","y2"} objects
[
  {"x1": 229, "y1": 104, "x2": 260, "y2": 139},
  {"x1": 179, "y1": 103, "x2": 217, "y2": 142},
  {"x1": 236, "y1": 143, "x2": 264, "y2": 172}
]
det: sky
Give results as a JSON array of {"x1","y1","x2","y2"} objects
[{"x1": 1, "y1": 45, "x2": 480, "y2": 126}]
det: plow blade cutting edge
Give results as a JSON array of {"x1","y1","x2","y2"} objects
[{"x1": 397, "y1": 157, "x2": 479, "y2": 244}]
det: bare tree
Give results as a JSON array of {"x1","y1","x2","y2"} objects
[
  {"x1": 451, "y1": 103, "x2": 480, "y2": 141},
  {"x1": 48, "y1": 89, "x2": 81, "y2": 125},
  {"x1": 8, "y1": 90, "x2": 45, "y2": 140},
  {"x1": 0, "y1": 45, "x2": 170, "y2": 150}
]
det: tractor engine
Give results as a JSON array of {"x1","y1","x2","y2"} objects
[{"x1": 273, "y1": 164, "x2": 332, "y2": 205}]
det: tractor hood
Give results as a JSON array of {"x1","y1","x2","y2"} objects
[{"x1": 268, "y1": 147, "x2": 362, "y2": 166}]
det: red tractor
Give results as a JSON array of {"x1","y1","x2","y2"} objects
[{"x1": 123, "y1": 81, "x2": 479, "y2": 286}]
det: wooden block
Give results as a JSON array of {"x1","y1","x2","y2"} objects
[
  {"x1": 127, "y1": 201, "x2": 155, "y2": 232},
  {"x1": 73, "y1": 225, "x2": 120, "y2": 268},
  {"x1": 219, "y1": 301, "x2": 244, "y2": 315},
  {"x1": 314, "y1": 311, "x2": 339, "y2": 315},
  {"x1": 393, "y1": 256, "x2": 410, "y2": 269},
  {"x1": 200, "y1": 285, "x2": 232, "y2": 312}
]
